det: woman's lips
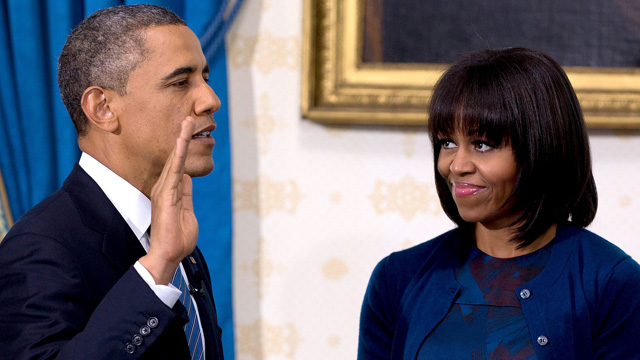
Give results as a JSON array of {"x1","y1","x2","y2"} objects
[{"x1": 451, "y1": 181, "x2": 486, "y2": 197}]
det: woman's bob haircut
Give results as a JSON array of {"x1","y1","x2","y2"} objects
[{"x1": 428, "y1": 47, "x2": 597, "y2": 248}]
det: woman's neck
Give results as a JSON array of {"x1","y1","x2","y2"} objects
[{"x1": 474, "y1": 223, "x2": 557, "y2": 258}]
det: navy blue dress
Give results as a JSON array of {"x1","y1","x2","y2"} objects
[{"x1": 418, "y1": 243, "x2": 552, "y2": 359}]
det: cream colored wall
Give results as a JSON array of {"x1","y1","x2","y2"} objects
[{"x1": 226, "y1": 2, "x2": 640, "y2": 359}]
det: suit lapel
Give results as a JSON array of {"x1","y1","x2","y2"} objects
[
  {"x1": 63, "y1": 164, "x2": 146, "y2": 274},
  {"x1": 101, "y1": 216, "x2": 146, "y2": 274}
]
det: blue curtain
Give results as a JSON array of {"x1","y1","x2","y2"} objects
[
  {"x1": 0, "y1": 169, "x2": 12, "y2": 238},
  {"x1": 0, "y1": 1, "x2": 238, "y2": 358}
]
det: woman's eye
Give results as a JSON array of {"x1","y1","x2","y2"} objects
[
  {"x1": 440, "y1": 139, "x2": 457, "y2": 149},
  {"x1": 475, "y1": 142, "x2": 493, "y2": 152}
]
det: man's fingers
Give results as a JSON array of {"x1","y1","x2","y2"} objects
[
  {"x1": 181, "y1": 174, "x2": 194, "y2": 212},
  {"x1": 171, "y1": 117, "x2": 195, "y2": 175},
  {"x1": 153, "y1": 117, "x2": 196, "y2": 195},
  {"x1": 180, "y1": 116, "x2": 195, "y2": 143}
]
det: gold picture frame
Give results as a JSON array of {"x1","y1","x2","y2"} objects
[{"x1": 302, "y1": 0, "x2": 640, "y2": 128}]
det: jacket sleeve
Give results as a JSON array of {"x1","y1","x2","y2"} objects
[
  {"x1": 0, "y1": 233, "x2": 187, "y2": 360},
  {"x1": 593, "y1": 256, "x2": 640, "y2": 359},
  {"x1": 358, "y1": 257, "x2": 395, "y2": 360}
]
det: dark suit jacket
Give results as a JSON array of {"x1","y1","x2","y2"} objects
[{"x1": 0, "y1": 164, "x2": 224, "y2": 359}]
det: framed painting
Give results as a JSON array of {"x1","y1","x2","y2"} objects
[{"x1": 301, "y1": 0, "x2": 640, "y2": 128}]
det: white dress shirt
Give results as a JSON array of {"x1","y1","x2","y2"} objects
[{"x1": 79, "y1": 152, "x2": 206, "y2": 354}]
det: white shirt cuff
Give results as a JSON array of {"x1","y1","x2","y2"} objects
[{"x1": 134, "y1": 261, "x2": 181, "y2": 308}]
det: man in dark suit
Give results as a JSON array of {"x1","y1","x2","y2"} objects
[{"x1": 0, "y1": 5, "x2": 224, "y2": 359}]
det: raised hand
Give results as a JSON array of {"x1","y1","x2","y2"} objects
[{"x1": 139, "y1": 117, "x2": 198, "y2": 285}]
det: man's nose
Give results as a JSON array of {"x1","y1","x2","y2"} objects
[{"x1": 194, "y1": 82, "x2": 221, "y2": 116}]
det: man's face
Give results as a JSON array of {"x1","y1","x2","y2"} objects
[{"x1": 111, "y1": 25, "x2": 220, "y2": 180}]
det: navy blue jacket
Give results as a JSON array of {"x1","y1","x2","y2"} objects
[
  {"x1": 0, "y1": 164, "x2": 224, "y2": 359},
  {"x1": 358, "y1": 225, "x2": 640, "y2": 359}
]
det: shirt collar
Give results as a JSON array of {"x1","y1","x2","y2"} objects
[{"x1": 79, "y1": 152, "x2": 151, "y2": 242}]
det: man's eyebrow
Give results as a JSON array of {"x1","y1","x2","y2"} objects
[
  {"x1": 161, "y1": 64, "x2": 210, "y2": 81},
  {"x1": 161, "y1": 66, "x2": 196, "y2": 81}
]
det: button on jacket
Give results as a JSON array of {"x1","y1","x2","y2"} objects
[{"x1": 358, "y1": 225, "x2": 640, "y2": 359}]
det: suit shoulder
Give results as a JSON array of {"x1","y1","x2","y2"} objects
[{"x1": 3, "y1": 187, "x2": 79, "y2": 243}]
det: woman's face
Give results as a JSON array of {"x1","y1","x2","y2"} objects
[{"x1": 437, "y1": 130, "x2": 519, "y2": 229}]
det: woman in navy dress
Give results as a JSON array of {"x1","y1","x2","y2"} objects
[{"x1": 358, "y1": 48, "x2": 640, "y2": 359}]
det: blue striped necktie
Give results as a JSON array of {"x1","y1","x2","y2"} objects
[{"x1": 171, "y1": 266, "x2": 204, "y2": 360}]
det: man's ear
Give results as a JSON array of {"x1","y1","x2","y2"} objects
[{"x1": 81, "y1": 86, "x2": 119, "y2": 133}]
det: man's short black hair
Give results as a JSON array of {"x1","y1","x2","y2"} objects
[
  {"x1": 58, "y1": 4, "x2": 186, "y2": 136},
  {"x1": 428, "y1": 47, "x2": 597, "y2": 247}
]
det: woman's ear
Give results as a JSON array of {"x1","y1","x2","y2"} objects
[{"x1": 81, "y1": 86, "x2": 119, "y2": 133}]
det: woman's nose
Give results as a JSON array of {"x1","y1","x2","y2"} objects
[{"x1": 449, "y1": 148, "x2": 475, "y2": 175}]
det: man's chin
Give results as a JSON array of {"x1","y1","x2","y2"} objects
[{"x1": 185, "y1": 160, "x2": 214, "y2": 178}]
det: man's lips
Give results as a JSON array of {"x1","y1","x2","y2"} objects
[
  {"x1": 191, "y1": 124, "x2": 216, "y2": 142},
  {"x1": 451, "y1": 181, "x2": 486, "y2": 197},
  {"x1": 191, "y1": 131, "x2": 211, "y2": 139}
]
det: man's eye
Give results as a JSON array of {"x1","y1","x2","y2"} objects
[
  {"x1": 203, "y1": 76, "x2": 210, "y2": 83},
  {"x1": 172, "y1": 79, "x2": 188, "y2": 87}
]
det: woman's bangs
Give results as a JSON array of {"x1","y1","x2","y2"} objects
[
  {"x1": 455, "y1": 86, "x2": 513, "y2": 147},
  {"x1": 430, "y1": 76, "x2": 513, "y2": 147}
]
